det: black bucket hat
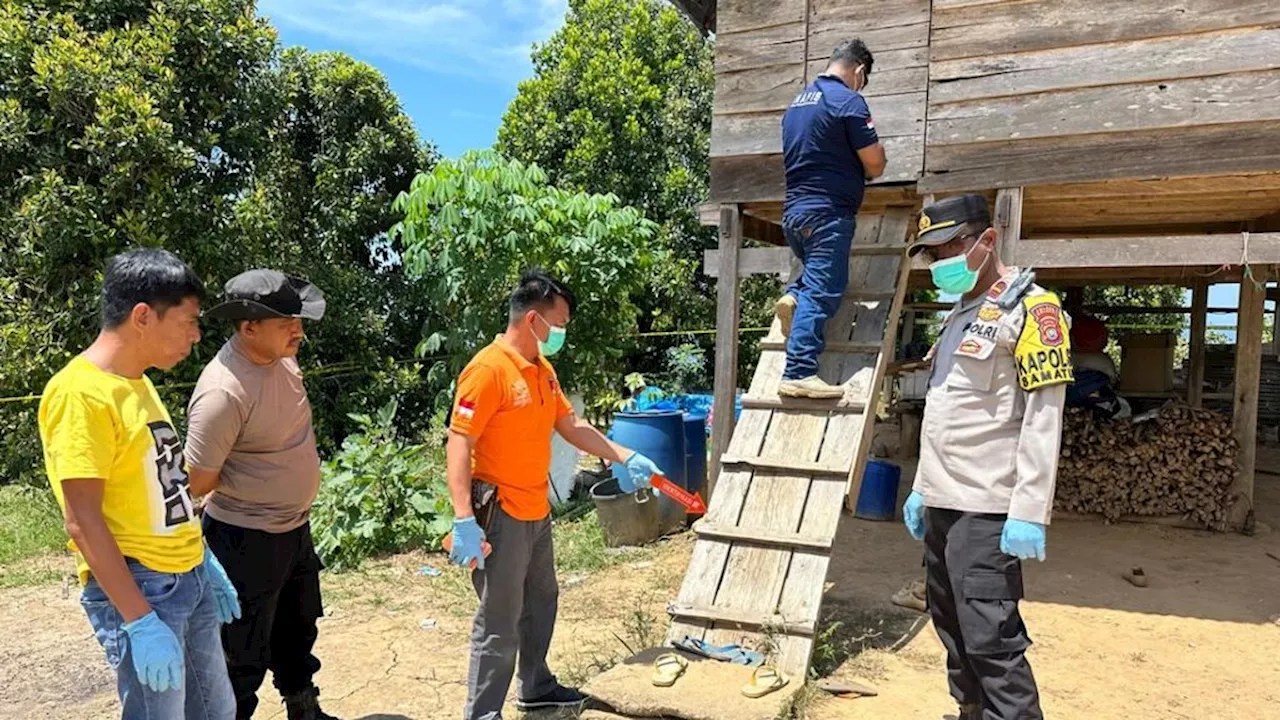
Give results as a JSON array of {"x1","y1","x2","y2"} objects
[{"x1": 204, "y1": 269, "x2": 326, "y2": 322}]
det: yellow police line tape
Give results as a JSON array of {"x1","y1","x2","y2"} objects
[
  {"x1": 0, "y1": 328, "x2": 776, "y2": 406},
  {"x1": 0, "y1": 321, "x2": 1247, "y2": 406}
]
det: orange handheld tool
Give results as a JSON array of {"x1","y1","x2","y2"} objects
[
  {"x1": 441, "y1": 534, "x2": 493, "y2": 570},
  {"x1": 650, "y1": 474, "x2": 707, "y2": 514}
]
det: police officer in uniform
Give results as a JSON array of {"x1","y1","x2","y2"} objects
[{"x1": 902, "y1": 195, "x2": 1072, "y2": 720}]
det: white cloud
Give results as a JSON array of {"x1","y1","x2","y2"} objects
[{"x1": 259, "y1": 0, "x2": 569, "y2": 83}]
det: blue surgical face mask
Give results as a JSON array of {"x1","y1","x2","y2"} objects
[{"x1": 929, "y1": 238, "x2": 989, "y2": 295}]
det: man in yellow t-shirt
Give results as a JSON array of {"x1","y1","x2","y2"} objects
[{"x1": 39, "y1": 249, "x2": 241, "y2": 720}]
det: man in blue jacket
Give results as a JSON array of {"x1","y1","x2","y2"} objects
[{"x1": 776, "y1": 38, "x2": 887, "y2": 399}]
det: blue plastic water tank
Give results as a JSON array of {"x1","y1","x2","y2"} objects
[
  {"x1": 855, "y1": 459, "x2": 902, "y2": 521},
  {"x1": 609, "y1": 411, "x2": 688, "y2": 533},
  {"x1": 682, "y1": 413, "x2": 708, "y2": 497}
]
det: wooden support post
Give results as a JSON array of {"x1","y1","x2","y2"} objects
[
  {"x1": 707, "y1": 205, "x2": 742, "y2": 504},
  {"x1": 1271, "y1": 305, "x2": 1280, "y2": 357},
  {"x1": 1230, "y1": 271, "x2": 1268, "y2": 530},
  {"x1": 1189, "y1": 281, "x2": 1209, "y2": 408},
  {"x1": 995, "y1": 187, "x2": 1024, "y2": 266}
]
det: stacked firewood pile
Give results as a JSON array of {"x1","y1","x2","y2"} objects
[{"x1": 1056, "y1": 404, "x2": 1239, "y2": 529}]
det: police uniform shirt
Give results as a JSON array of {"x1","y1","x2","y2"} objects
[
  {"x1": 929, "y1": 297, "x2": 984, "y2": 391},
  {"x1": 913, "y1": 271, "x2": 1074, "y2": 525}
]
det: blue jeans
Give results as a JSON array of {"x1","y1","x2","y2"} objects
[
  {"x1": 783, "y1": 213, "x2": 856, "y2": 379},
  {"x1": 81, "y1": 560, "x2": 235, "y2": 720}
]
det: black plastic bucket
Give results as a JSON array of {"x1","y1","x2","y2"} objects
[{"x1": 590, "y1": 478, "x2": 662, "y2": 548}]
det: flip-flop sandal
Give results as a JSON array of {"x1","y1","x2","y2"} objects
[
  {"x1": 817, "y1": 679, "x2": 878, "y2": 697},
  {"x1": 651, "y1": 652, "x2": 688, "y2": 687},
  {"x1": 673, "y1": 636, "x2": 765, "y2": 667},
  {"x1": 891, "y1": 582, "x2": 928, "y2": 613},
  {"x1": 742, "y1": 665, "x2": 789, "y2": 699},
  {"x1": 1123, "y1": 567, "x2": 1149, "y2": 588}
]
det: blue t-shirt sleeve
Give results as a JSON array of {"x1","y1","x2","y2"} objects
[{"x1": 840, "y1": 94, "x2": 879, "y2": 151}]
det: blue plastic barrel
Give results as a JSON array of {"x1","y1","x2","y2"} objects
[
  {"x1": 609, "y1": 411, "x2": 688, "y2": 533},
  {"x1": 855, "y1": 459, "x2": 902, "y2": 521},
  {"x1": 682, "y1": 413, "x2": 708, "y2": 497}
]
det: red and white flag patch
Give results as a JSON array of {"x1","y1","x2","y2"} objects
[
  {"x1": 456, "y1": 399, "x2": 476, "y2": 419},
  {"x1": 866, "y1": 116, "x2": 875, "y2": 130}
]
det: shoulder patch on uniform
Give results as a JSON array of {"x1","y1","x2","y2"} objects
[
  {"x1": 1027, "y1": 296, "x2": 1065, "y2": 346},
  {"x1": 986, "y1": 279, "x2": 1008, "y2": 300},
  {"x1": 1015, "y1": 293, "x2": 1074, "y2": 391}
]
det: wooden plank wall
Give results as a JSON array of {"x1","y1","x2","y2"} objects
[
  {"x1": 709, "y1": 0, "x2": 930, "y2": 204},
  {"x1": 922, "y1": 0, "x2": 1280, "y2": 192}
]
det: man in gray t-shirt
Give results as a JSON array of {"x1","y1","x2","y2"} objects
[{"x1": 186, "y1": 269, "x2": 337, "y2": 720}]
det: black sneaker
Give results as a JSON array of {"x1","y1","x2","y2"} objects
[{"x1": 516, "y1": 685, "x2": 587, "y2": 711}]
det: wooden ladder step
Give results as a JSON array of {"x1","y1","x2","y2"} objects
[
  {"x1": 667, "y1": 603, "x2": 816, "y2": 636},
  {"x1": 692, "y1": 519, "x2": 835, "y2": 550},
  {"x1": 758, "y1": 339, "x2": 882, "y2": 354},
  {"x1": 718, "y1": 454, "x2": 849, "y2": 477},
  {"x1": 851, "y1": 245, "x2": 907, "y2": 256},
  {"x1": 845, "y1": 289, "x2": 896, "y2": 301},
  {"x1": 740, "y1": 395, "x2": 867, "y2": 412}
]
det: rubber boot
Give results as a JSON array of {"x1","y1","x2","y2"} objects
[{"x1": 284, "y1": 686, "x2": 339, "y2": 720}]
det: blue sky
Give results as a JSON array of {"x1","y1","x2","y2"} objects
[{"x1": 258, "y1": 0, "x2": 570, "y2": 158}]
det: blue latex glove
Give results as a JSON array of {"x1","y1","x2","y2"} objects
[
  {"x1": 202, "y1": 546, "x2": 241, "y2": 625},
  {"x1": 450, "y1": 517, "x2": 487, "y2": 570},
  {"x1": 122, "y1": 611, "x2": 184, "y2": 693},
  {"x1": 902, "y1": 491, "x2": 926, "y2": 541},
  {"x1": 612, "y1": 452, "x2": 662, "y2": 493},
  {"x1": 1000, "y1": 519, "x2": 1047, "y2": 561}
]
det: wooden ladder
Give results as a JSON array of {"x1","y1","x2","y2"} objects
[{"x1": 666, "y1": 208, "x2": 913, "y2": 679}]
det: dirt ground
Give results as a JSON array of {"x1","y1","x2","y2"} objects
[{"x1": 4, "y1": 453, "x2": 1280, "y2": 720}]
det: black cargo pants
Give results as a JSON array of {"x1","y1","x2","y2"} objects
[
  {"x1": 924, "y1": 508, "x2": 1043, "y2": 720},
  {"x1": 203, "y1": 515, "x2": 325, "y2": 720}
]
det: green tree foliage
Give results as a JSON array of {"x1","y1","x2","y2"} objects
[
  {"x1": 391, "y1": 150, "x2": 658, "y2": 399},
  {"x1": 497, "y1": 0, "x2": 776, "y2": 388},
  {"x1": 311, "y1": 399, "x2": 451, "y2": 571},
  {"x1": 228, "y1": 48, "x2": 439, "y2": 445},
  {"x1": 0, "y1": 1, "x2": 433, "y2": 484}
]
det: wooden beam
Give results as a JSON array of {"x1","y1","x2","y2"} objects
[
  {"x1": 929, "y1": 27, "x2": 1280, "y2": 105},
  {"x1": 1013, "y1": 233, "x2": 1280, "y2": 268},
  {"x1": 1230, "y1": 271, "x2": 1268, "y2": 530},
  {"x1": 691, "y1": 520, "x2": 835, "y2": 550},
  {"x1": 1189, "y1": 281, "x2": 1209, "y2": 408},
  {"x1": 666, "y1": 603, "x2": 816, "y2": 636},
  {"x1": 758, "y1": 339, "x2": 881, "y2": 354},
  {"x1": 919, "y1": 120, "x2": 1280, "y2": 194},
  {"x1": 1272, "y1": 305, "x2": 1280, "y2": 357},
  {"x1": 995, "y1": 187, "x2": 1024, "y2": 266},
  {"x1": 904, "y1": 301, "x2": 1246, "y2": 315},
  {"x1": 740, "y1": 395, "x2": 868, "y2": 412},
  {"x1": 909, "y1": 265, "x2": 1270, "y2": 289},
  {"x1": 929, "y1": 0, "x2": 1280, "y2": 62},
  {"x1": 708, "y1": 205, "x2": 743, "y2": 504},
  {"x1": 705, "y1": 246, "x2": 906, "y2": 278},
  {"x1": 717, "y1": 454, "x2": 849, "y2": 477},
  {"x1": 742, "y1": 213, "x2": 786, "y2": 246},
  {"x1": 927, "y1": 70, "x2": 1280, "y2": 145}
]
